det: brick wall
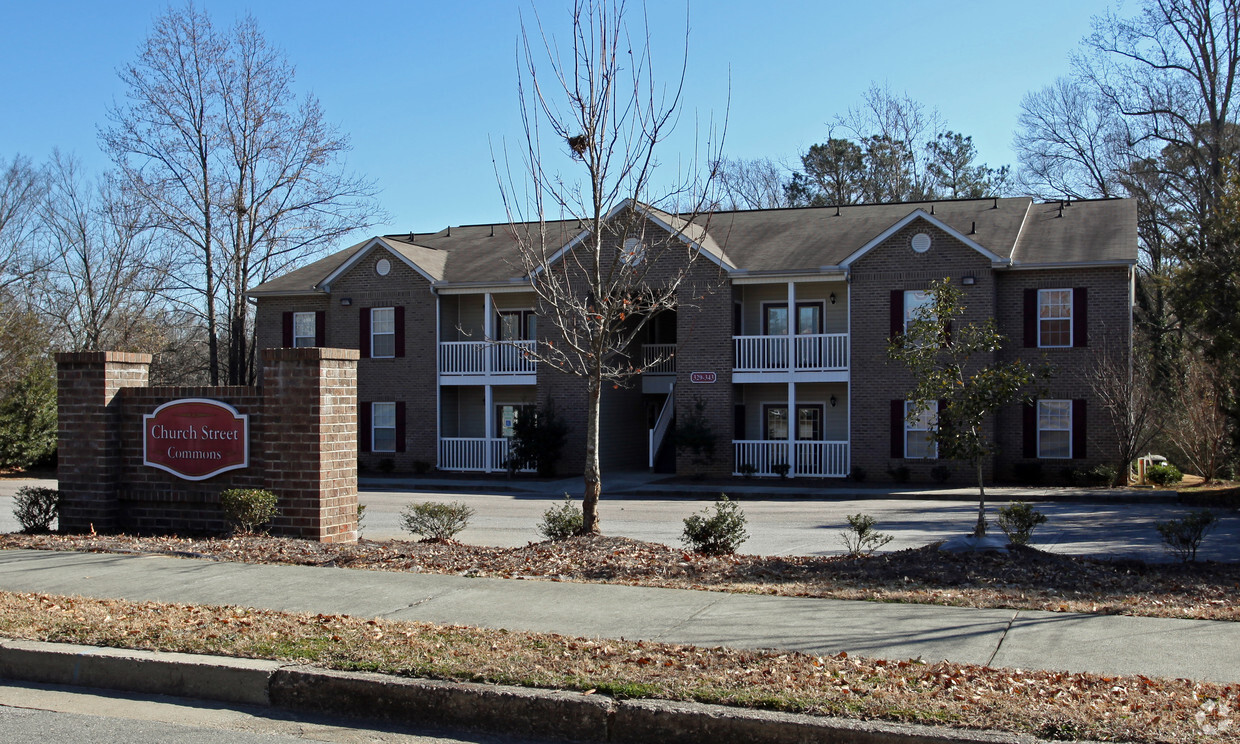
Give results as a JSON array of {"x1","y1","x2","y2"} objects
[{"x1": 56, "y1": 348, "x2": 359, "y2": 542}]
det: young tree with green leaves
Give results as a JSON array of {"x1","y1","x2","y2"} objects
[{"x1": 888, "y1": 279, "x2": 1045, "y2": 537}]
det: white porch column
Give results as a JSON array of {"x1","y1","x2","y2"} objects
[
  {"x1": 484, "y1": 384, "x2": 495, "y2": 473},
  {"x1": 483, "y1": 292, "x2": 494, "y2": 375},
  {"x1": 787, "y1": 380, "x2": 796, "y2": 478},
  {"x1": 787, "y1": 280, "x2": 797, "y2": 371}
]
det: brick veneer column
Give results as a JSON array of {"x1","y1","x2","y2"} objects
[
  {"x1": 56, "y1": 351, "x2": 152, "y2": 532},
  {"x1": 261, "y1": 347, "x2": 359, "y2": 543}
]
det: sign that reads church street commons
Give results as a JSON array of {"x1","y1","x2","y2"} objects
[{"x1": 143, "y1": 399, "x2": 249, "y2": 480}]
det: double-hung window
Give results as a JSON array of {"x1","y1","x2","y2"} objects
[
  {"x1": 372, "y1": 402, "x2": 396, "y2": 452},
  {"x1": 1037, "y1": 400, "x2": 1072, "y2": 458},
  {"x1": 903, "y1": 290, "x2": 936, "y2": 346},
  {"x1": 1038, "y1": 289, "x2": 1072, "y2": 347},
  {"x1": 371, "y1": 307, "x2": 395, "y2": 358},
  {"x1": 292, "y1": 312, "x2": 316, "y2": 348},
  {"x1": 763, "y1": 404, "x2": 824, "y2": 441},
  {"x1": 904, "y1": 401, "x2": 938, "y2": 459}
]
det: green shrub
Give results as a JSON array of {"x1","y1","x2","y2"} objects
[
  {"x1": 378, "y1": 458, "x2": 395, "y2": 474},
  {"x1": 1059, "y1": 466, "x2": 1077, "y2": 485},
  {"x1": 1146, "y1": 463, "x2": 1183, "y2": 486},
  {"x1": 1087, "y1": 464, "x2": 1118, "y2": 487},
  {"x1": 507, "y1": 401, "x2": 569, "y2": 477},
  {"x1": 840, "y1": 513, "x2": 893, "y2": 556},
  {"x1": 400, "y1": 501, "x2": 474, "y2": 541},
  {"x1": 887, "y1": 466, "x2": 910, "y2": 483},
  {"x1": 538, "y1": 495, "x2": 583, "y2": 540},
  {"x1": 930, "y1": 465, "x2": 952, "y2": 483},
  {"x1": 674, "y1": 396, "x2": 717, "y2": 470},
  {"x1": 682, "y1": 495, "x2": 748, "y2": 555},
  {"x1": 1012, "y1": 462, "x2": 1044, "y2": 484},
  {"x1": 1156, "y1": 509, "x2": 1218, "y2": 562},
  {"x1": 356, "y1": 503, "x2": 367, "y2": 535},
  {"x1": 771, "y1": 462, "x2": 790, "y2": 479},
  {"x1": 220, "y1": 489, "x2": 279, "y2": 534},
  {"x1": 13, "y1": 486, "x2": 59, "y2": 533},
  {"x1": 738, "y1": 463, "x2": 757, "y2": 479},
  {"x1": 413, "y1": 460, "x2": 431, "y2": 475},
  {"x1": 849, "y1": 467, "x2": 867, "y2": 483},
  {"x1": 997, "y1": 501, "x2": 1047, "y2": 546}
]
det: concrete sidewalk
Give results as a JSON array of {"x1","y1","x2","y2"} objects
[{"x1": 0, "y1": 548, "x2": 1235, "y2": 684}]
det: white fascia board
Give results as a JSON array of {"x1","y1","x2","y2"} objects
[
  {"x1": 1004, "y1": 259, "x2": 1137, "y2": 270},
  {"x1": 840, "y1": 209, "x2": 1008, "y2": 266},
  {"x1": 245, "y1": 288, "x2": 328, "y2": 298},
  {"x1": 730, "y1": 268, "x2": 847, "y2": 285},
  {"x1": 436, "y1": 281, "x2": 535, "y2": 295},
  {"x1": 318, "y1": 237, "x2": 438, "y2": 291}
]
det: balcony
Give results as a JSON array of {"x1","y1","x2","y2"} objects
[
  {"x1": 733, "y1": 333, "x2": 848, "y2": 373},
  {"x1": 439, "y1": 340, "x2": 537, "y2": 380},
  {"x1": 733, "y1": 440, "x2": 849, "y2": 478},
  {"x1": 641, "y1": 343, "x2": 676, "y2": 374},
  {"x1": 438, "y1": 437, "x2": 534, "y2": 473}
]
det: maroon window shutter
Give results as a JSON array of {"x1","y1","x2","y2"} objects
[
  {"x1": 359, "y1": 402, "x2": 372, "y2": 453},
  {"x1": 282, "y1": 312, "x2": 293, "y2": 347},
  {"x1": 359, "y1": 308, "x2": 371, "y2": 358},
  {"x1": 1023, "y1": 401, "x2": 1037, "y2": 459},
  {"x1": 937, "y1": 399, "x2": 948, "y2": 429},
  {"x1": 1072, "y1": 399, "x2": 1087, "y2": 459},
  {"x1": 1073, "y1": 287, "x2": 1088, "y2": 347},
  {"x1": 1023, "y1": 289, "x2": 1037, "y2": 347},
  {"x1": 396, "y1": 401, "x2": 407, "y2": 452},
  {"x1": 942, "y1": 320, "x2": 952, "y2": 348},
  {"x1": 889, "y1": 291, "x2": 903, "y2": 340},
  {"x1": 394, "y1": 306, "x2": 406, "y2": 357},
  {"x1": 314, "y1": 310, "x2": 326, "y2": 347},
  {"x1": 890, "y1": 400, "x2": 904, "y2": 459}
]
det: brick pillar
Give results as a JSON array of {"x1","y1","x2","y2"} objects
[
  {"x1": 55, "y1": 352, "x2": 152, "y2": 532},
  {"x1": 262, "y1": 347, "x2": 359, "y2": 543}
]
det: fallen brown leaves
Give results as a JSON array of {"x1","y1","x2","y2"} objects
[
  {"x1": 0, "y1": 590, "x2": 1234, "y2": 743},
  {"x1": 2, "y1": 532, "x2": 1238, "y2": 621}
]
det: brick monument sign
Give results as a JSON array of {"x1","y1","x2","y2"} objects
[{"x1": 56, "y1": 347, "x2": 359, "y2": 543}]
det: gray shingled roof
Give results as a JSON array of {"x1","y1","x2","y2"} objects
[{"x1": 247, "y1": 197, "x2": 1137, "y2": 296}]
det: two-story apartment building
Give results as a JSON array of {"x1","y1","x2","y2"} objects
[{"x1": 248, "y1": 196, "x2": 1136, "y2": 482}]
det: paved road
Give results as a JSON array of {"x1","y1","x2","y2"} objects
[
  {"x1": 0, "y1": 680, "x2": 547, "y2": 743},
  {"x1": 3, "y1": 474, "x2": 1238, "y2": 561}
]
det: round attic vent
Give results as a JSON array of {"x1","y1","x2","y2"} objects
[
  {"x1": 375, "y1": 258, "x2": 391, "y2": 276},
  {"x1": 911, "y1": 232, "x2": 932, "y2": 253}
]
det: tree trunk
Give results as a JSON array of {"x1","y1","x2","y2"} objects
[
  {"x1": 974, "y1": 459, "x2": 987, "y2": 537},
  {"x1": 580, "y1": 374, "x2": 603, "y2": 535}
]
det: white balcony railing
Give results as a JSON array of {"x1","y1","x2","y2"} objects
[
  {"x1": 733, "y1": 440, "x2": 849, "y2": 478},
  {"x1": 641, "y1": 343, "x2": 676, "y2": 374},
  {"x1": 438, "y1": 437, "x2": 534, "y2": 473},
  {"x1": 733, "y1": 333, "x2": 848, "y2": 372},
  {"x1": 439, "y1": 340, "x2": 537, "y2": 376}
]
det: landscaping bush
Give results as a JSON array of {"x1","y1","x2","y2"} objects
[
  {"x1": 12, "y1": 486, "x2": 59, "y2": 533},
  {"x1": 849, "y1": 466, "x2": 867, "y2": 483},
  {"x1": 930, "y1": 465, "x2": 952, "y2": 483},
  {"x1": 738, "y1": 463, "x2": 757, "y2": 479},
  {"x1": 400, "y1": 501, "x2": 474, "y2": 541},
  {"x1": 413, "y1": 460, "x2": 431, "y2": 475},
  {"x1": 887, "y1": 466, "x2": 910, "y2": 483},
  {"x1": 1086, "y1": 464, "x2": 1118, "y2": 487},
  {"x1": 538, "y1": 495, "x2": 583, "y2": 540},
  {"x1": 356, "y1": 503, "x2": 366, "y2": 535},
  {"x1": 682, "y1": 495, "x2": 748, "y2": 555},
  {"x1": 1012, "y1": 461, "x2": 1044, "y2": 484},
  {"x1": 997, "y1": 501, "x2": 1047, "y2": 546},
  {"x1": 220, "y1": 489, "x2": 279, "y2": 534},
  {"x1": 378, "y1": 458, "x2": 395, "y2": 474},
  {"x1": 507, "y1": 401, "x2": 569, "y2": 477},
  {"x1": 1156, "y1": 509, "x2": 1218, "y2": 562},
  {"x1": 674, "y1": 396, "x2": 717, "y2": 471},
  {"x1": 771, "y1": 462, "x2": 790, "y2": 479},
  {"x1": 840, "y1": 513, "x2": 893, "y2": 556},
  {"x1": 1146, "y1": 462, "x2": 1184, "y2": 486}
]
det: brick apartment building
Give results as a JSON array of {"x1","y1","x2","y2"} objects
[{"x1": 247, "y1": 196, "x2": 1136, "y2": 483}]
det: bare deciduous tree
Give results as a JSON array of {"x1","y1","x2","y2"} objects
[
  {"x1": 0, "y1": 154, "x2": 46, "y2": 290},
  {"x1": 713, "y1": 156, "x2": 790, "y2": 210},
  {"x1": 103, "y1": 4, "x2": 384, "y2": 384},
  {"x1": 1088, "y1": 337, "x2": 1163, "y2": 485},
  {"x1": 1013, "y1": 76, "x2": 1125, "y2": 200},
  {"x1": 496, "y1": 0, "x2": 724, "y2": 534},
  {"x1": 1168, "y1": 351, "x2": 1232, "y2": 481},
  {"x1": 838, "y1": 83, "x2": 945, "y2": 202}
]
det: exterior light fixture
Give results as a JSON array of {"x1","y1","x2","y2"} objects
[
  {"x1": 830, "y1": 395, "x2": 837, "y2": 407},
  {"x1": 340, "y1": 297, "x2": 352, "y2": 306},
  {"x1": 961, "y1": 276, "x2": 976, "y2": 286},
  {"x1": 829, "y1": 292, "x2": 837, "y2": 304}
]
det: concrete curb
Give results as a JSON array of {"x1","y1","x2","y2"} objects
[{"x1": 0, "y1": 639, "x2": 1046, "y2": 744}]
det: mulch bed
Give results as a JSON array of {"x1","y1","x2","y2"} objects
[{"x1": 3, "y1": 532, "x2": 1238, "y2": 621}]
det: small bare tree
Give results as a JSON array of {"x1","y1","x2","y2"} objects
[
  {"x1": 1088, "y1": 336, "x2": 1163, "y2": 485},
  {"x1": 1168, "y1": 351, "x2": 1232, "y2": 481},
  {"x1": 496, "y1": 0, "x2": 724, "y2": 534},
  {"x1": 713, "y1": 156, "x2": 791, "y2": 210}
]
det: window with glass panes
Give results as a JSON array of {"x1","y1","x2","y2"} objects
[
  {"x1": 903, "y1": 290, "x2": 935, "y2": 346},
  {"x1": 1037, "y1": 400, "x2": 1072, "y2": 458},
  {"x1": 1038, "y1": 289, "x2": 1072, "y2": 347},
  {"x1": 372, "y1": 402, "x2": 396, "y2": 452},
  {"x1": 904, "y1": 401, "x2": 937, "y2": 459},
  {"x1": 292, "y1": 312, "x2": 316, "y2": 348},
  {"x1": 371, "y1": 308, "x2": 395, "y2": 357},
  {"x1": 763, "y1": 404, "x2": 823, "y2": 440}
]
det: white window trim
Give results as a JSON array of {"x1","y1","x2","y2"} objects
[
  {"x1": 371, "y1": 307, "x2": 395, "y2": 358},
  {"x1": 904, "y1": 400, "x2": 938, "y2": 460},
  {"x1": 1037, "y1": 288, "x2": 1073, "y2": 348},
  {"x1": 762, "y1": 401, "x2": 828, "y2": 441},
  {"x1": 903, "y1": 289, "x2": 935, "y2": 335},
  {"x1": 372, "y1": 401, "x2": 396, "y2": 453},
  {"x1": 292, "y1": 311, "x2": 316, "y2": 348},
  {"x1": 1037, "y1": 399, "x2": 1073, "y2": 459}
]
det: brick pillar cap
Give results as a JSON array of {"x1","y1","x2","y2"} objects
[
  {"x1": 262, "y1": 347, "x2": 361, "y2": 362},
  {"x1": 55, "y1": 351, "x2": 154, "y2": 365}
]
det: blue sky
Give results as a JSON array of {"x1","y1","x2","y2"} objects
[{"x1": 2, "y1": 1, "x2": 1114, "y2": 237}]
